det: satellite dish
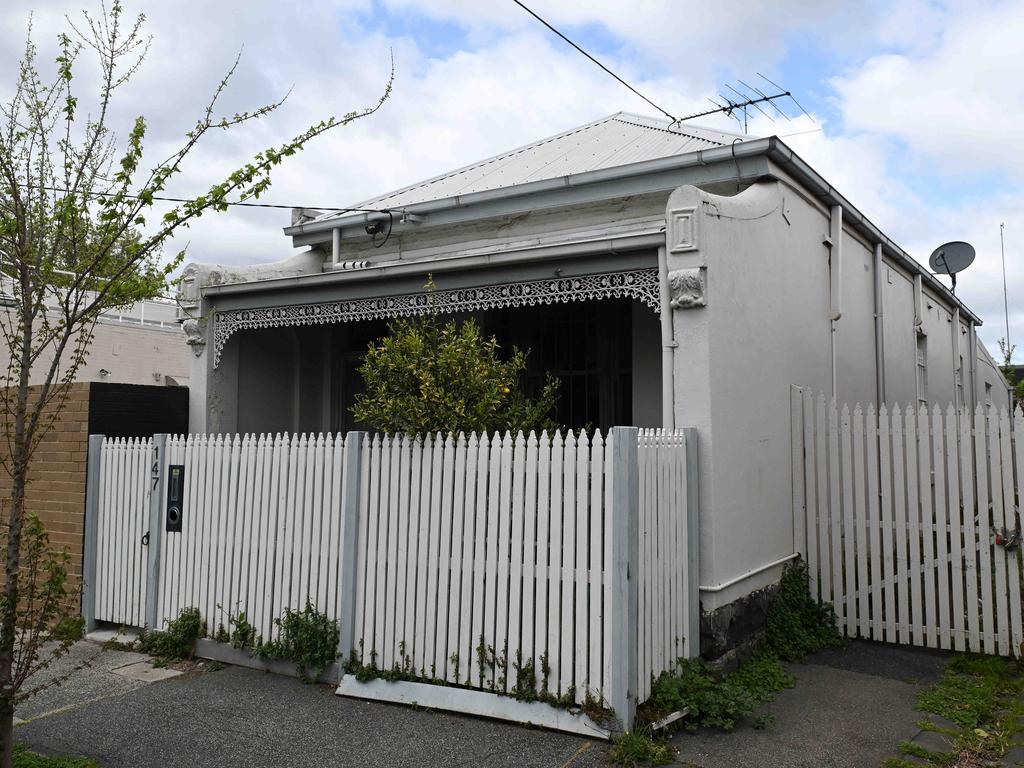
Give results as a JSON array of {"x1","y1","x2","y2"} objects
[{"x1": 929, "y1": 241, "x2": 975, "y2": 294}]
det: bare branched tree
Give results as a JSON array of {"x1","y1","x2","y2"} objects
[{"x1": 0, "y1": 3, "x2": 391, "y2": 762}]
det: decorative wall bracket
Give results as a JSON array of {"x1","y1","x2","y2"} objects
[
  {"x1": 181, "y1": 318, "x2": 207, "y2": 357},
  {"x1": 211, "y1": 267, "x2": 661, "y2": 367},
  {"x1": 668, "y1": 267, "x2": 706, "y2": 310}
]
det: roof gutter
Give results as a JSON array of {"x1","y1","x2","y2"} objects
[
  {"x1": 765, "y1": 137, "x2": 981, "y2": 326},
  {"x1": 280, "y1": 135, "x2": 980, "y2": 325},
  {"x1": 203, "y1": 230, "x2": 665, "y2": 297},
  {"x1": 282, "y1": 138, "x2": 776, "y2": 238}
]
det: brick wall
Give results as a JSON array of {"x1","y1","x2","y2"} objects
[{"x1": 0, "y1": 383, "x2": 90, "y2": 585}]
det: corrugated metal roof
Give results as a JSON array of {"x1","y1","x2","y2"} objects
[{"x1": 313, "y1": 112, "x2": 747, "y2": 223}]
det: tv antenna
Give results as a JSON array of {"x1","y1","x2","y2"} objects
[
  {"x1": 929, "y1": 240, "x2": 976, "y2": 296},
  {"x1": 1001, "y1": 223, "x2": 1010, "y2": 356},
  {"x1": 673, "y1": 73, "x2": 815, "y2": 134}
]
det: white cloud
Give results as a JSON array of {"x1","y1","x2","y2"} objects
[
  {"x1": 833, "y1": 0, "x2": 1024, "y2": 177},
  {"x1": 1, "y1": 0, "x2": 1021, "y2": 359},
  {"x1": 380, "y1": 0, "x2": 872, "y2": 81}
]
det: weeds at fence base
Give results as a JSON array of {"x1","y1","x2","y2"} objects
[
  {"x1": 100, "y1": 626, "x2": 138, "y2": 653},
  {"x1": 342, "y1": 641, "x2": 592, "y2": 718},
  {"x1": 138, "y1": 607, "x2": 205, "y2": 661},
  {"x1": 613, "y1": 560, "x2": 842, "y2": 765},
  {"x1": 254, "y1": 602, "x2": 339, "y2": 683}
]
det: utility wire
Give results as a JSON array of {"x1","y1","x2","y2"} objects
[
  {"x1": 510, "y1": 0, "x2": 676, "y2": 122},
  {"x1": 17, "y1": 184, "x2": 390, "y2": 214}
]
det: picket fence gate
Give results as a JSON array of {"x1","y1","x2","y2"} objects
[
  {"x1": 792, "y1": 387, "x2": 1024, "y2": 657},
  {"x1": 82, "y1": 427, "x2": 699, "y2": 734}
]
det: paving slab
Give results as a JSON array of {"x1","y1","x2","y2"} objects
[
  {"x1": 16, "y1": 641, "x2": 152, "y2": 722},
  {"x1": 19, "y1": 664, "x2": 608, "y2": 768},
  {"x1": 110, "y1": 660, "x2": 183, "y2": 683},
  {"x1": 910, "y1": 728, "x2": 954, "y2": 756},
  {"x1": 671, "y1": 641, "x2": 949, "y2": 768}
]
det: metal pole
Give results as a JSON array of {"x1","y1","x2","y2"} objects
[{"x1": 1001, "y1": 223, "x2": 1011, "y2": 357}]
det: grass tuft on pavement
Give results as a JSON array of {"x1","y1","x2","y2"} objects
[
  {"x1": 13, "y1": 744, "x2": 99, "y2": 768},
  {"x1": 882, "y1": 653, "x2": 1024, "y2": 767}
]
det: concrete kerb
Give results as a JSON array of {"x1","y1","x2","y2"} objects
[
  {"x1": 191, "y1": 637, "x2": 612, "y2": 740},
  {"x1": 193, "y1": 639, "x2": 342, "y2": 684}
]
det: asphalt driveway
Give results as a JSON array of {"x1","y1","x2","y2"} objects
[
  {"x1": 17, "y1": 638, "x2": 949, "y2": 767},
  {"x1": 18, "y1": 653, "x2": 605, "y2": 768}
]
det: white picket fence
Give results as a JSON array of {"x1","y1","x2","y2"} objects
[
  {"x1": 792, "y1": 388, "x2": 1024, "y2": 657},
  {"x1": 637, "y1": 430, "x2": 696, "y2": 702},
  {"x1": 93, "y1": 437, "x2": 153, "y2": 628},
  {"x1": 84, "y1": 426, "x2": 699, "y2": 732},
  {"x1": 158, "y1": 434, "x2": 349, "y2": 641}
]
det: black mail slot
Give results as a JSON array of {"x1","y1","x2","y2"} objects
[{"x1": 166, "y1": 464, "x2": 184, "y2": 533}]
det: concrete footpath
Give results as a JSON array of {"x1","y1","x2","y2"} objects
[
  {"x1": 671, "y1": 641, "x2": 949, "y2": 768},
  {"x1": 17, "y1": 639, "x2": 947, "y2": 767}
]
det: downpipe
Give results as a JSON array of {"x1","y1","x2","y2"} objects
[
  {"x1": 658, "y1": 245, "x2": 676, "y2": 429},
  {"x1": 873, "y1": 243, "x2": 886, "y2": 407},
  {"x1": 828, "y1": 205, "x2": 843, "y2": 401}
]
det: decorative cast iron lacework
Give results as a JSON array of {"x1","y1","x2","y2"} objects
[{"x1": 211, "y1": 267, "x2": 660, "y2": 367}]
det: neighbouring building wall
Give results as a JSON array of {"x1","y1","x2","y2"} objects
[
  {"x1": 0, "y1": 310, "x2": 191, "y2": 387},
  {"x1": 0, "y1": 384, "x2": 90, "y2": 586},
  {"x1": 0, "y1": 382, "x2": 190, "y2": 595},
  {"x1": 665, "y1": 179, "x2": 1009, "y2": 617}
]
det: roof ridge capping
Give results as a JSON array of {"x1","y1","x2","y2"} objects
[
  {"x1": 609, "y1": 112, "x2": 750, "y2": 145},
  {"x1": 308, "y1": 112, "x2": 627, "y2": 223},
  {"x1": 309, "y1": 111, "x2": 742, "y2": 223}
]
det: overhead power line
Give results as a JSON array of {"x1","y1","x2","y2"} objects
[
  {"x1": 510, "y1": 1, "x2": 814, "y2": 135},
  {"x1": 510, "y1": 0, "x2": 677, "y2": 122},
  {"x1": 16, "y1": 184, "x2": 390, "y2": 214}
]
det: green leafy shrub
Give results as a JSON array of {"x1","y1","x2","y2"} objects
[
  {"x1": 762, "y1": 560, "x2": 843, "y2": 661},
  {"x1": 643, "y1": 651, "x2": 794, "y2": 732},
  {"x1": 257, "y1": 601, "x2": 339, "y2": 682},
  {"x1": 228, "y1": 610, "x2": 256, "y2": 650},
  {"x1": 138, "y1": 607, "x2": 205, "y2": 660},
  {"x1": 633, "y1": 559, "x2": 841, "y2": 738},
  {"x1": 351, "y1": 294, "x2": 560, "y2": 435}
]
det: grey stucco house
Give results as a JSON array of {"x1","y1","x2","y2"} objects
[{"x1": 177, "y1": 111, "x2": 1009, "y2": 628}]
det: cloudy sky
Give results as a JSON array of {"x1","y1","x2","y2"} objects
[{"x1": 3, "y1": 0, "x2": 1021, "y2": 358}]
